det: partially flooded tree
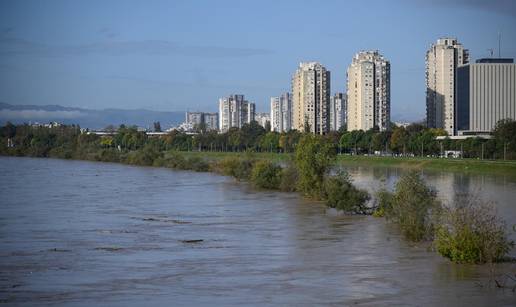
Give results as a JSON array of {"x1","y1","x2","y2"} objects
[
  {"x1": 435, "y1": 194, "x2": 514, "y2": 264},
  {"x1": 382, "y1": 171, "x2": 440, "y2": 242},
  {"x1": 294, "y1": 134, "x2": 336, "y2": 199}
]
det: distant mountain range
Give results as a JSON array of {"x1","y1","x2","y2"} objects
[{"x1": 0, "y1": 102, "x2": 185, "y2": 130}]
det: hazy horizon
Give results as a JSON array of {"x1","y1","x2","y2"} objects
[{"x1": 1, "y1": 0, "x2": 516, "y2": 122}]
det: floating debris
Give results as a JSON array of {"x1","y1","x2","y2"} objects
[
  {"x1": 95, "y1": 246, "x2": 124, "y2": 252},
  {"x1": 180, "y1": 239, "x2": 203, "y2": 244}
]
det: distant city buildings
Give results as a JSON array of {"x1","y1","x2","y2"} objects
[
  {"x1": 218, "y1": 94, "x2": 256, "y2": 132},
  {"x1": 291, "y1": 62, "x2": 330, "y2": 134},
  {"x1": 456, "y1": 58, "x2": 516, "y2": 135},
  {"x1": 189, "y1": 37, "x2": 514, "y2": 138},
  {"x1": 346, "y1": 51, "x2": 390, "y2": 131},
  {"x1": 185, "y1": 111, "x2": 218, "y2": 132},
  {"x1": 186, "y1": 112, "x2": 203, "y2": 128},
  {"x1": 426, "y1": 38, "x2": 469, "y2": 135},
  {"x1": 203, "y1": 113, "x2": 219, "y2": 131},
  {"x1": 270, "y1": 93, "x2": 292, "y2": 132},
  {"x1": 255, "y1": 112, "x2": 271, "y2": 129},
  {"x1": 329, "y1": 93, "x2": 346, "y2": 131}
]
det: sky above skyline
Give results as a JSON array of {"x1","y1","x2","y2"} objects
[{"x1": 1, "y1": 0, "x2": 515, "y2": 122}]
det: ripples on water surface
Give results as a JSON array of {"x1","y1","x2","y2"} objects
[{"x1": 0, "y1": 157, "x2": 515, "y2": 306}]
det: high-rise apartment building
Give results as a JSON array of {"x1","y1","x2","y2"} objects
[
  {"x1": 203, "y1": 113, "x2": 219, "y2": 131},
  {"x1": 456, "y1": 58, "x2": 516, "y2": 135},
  {"x1": 270, "y1": 92, "x2": 292, "y2": 132},
  {"x1": 186, "y1": 112, "x2": 204, "y2": 127},
  {"x1": 329, "y1": 93, "x2": 346, "y2": 131},
  {"x1": 291, "y1": 62, "x2": 330, "y2": 134},
  {"x1": 218, "y1": 94, "x2": 255, "y2": 132},
  {"x1": 185, "y1": 111, "x2": 218, "y2": 131},
  {"x1": 346, "y1": 50, "x2": 390, "y2": 131},
  {"x1": 426, "y1": 38, "x2": 469, "y2": 135}
]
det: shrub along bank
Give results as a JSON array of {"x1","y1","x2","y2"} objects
[{"x1": 374, "y1": 171, "x2": 514, "y2": 264}]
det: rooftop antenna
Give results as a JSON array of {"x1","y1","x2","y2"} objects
[{"x1": 498, "y1": 32, "x2": 501, "y2": 58}]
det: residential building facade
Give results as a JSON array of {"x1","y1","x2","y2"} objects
[
  {"x1": 203, "y1": 112, "x2": 219, "y2": 131},
  {"x1": 347, "y1": 50, "x2": 390, "y2": 131},
  {"x1": 270, "y1": 92, "x2": 292, "y2": 132},
  {"x1": 186, "y1": 112, "x2": 203, "y2": 128},
  {"x1": 329, "y1": 92, "x2": 346, "y2": 131},
  {"x1": 456, "y1": 58, "x2": 516, "y2": 135},
  {"x1": 426, "y1": 38, "x2": 469, "y2": 135},
  {"x1": 291, "y1": 62, "x2": 330, "y2": 134},
  {"x1": 218, "y1": 94, "x2": 255, "y2": 132}
]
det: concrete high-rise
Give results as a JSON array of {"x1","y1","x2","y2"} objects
[
  {"x1": 426, "y1": 38, "x2": 469, "y2": 135},
  {"x1": 218, "y1": 94, "x2": 255, "y2": 132},
  {"x1": 291, "y1": 62, "x2": 330, "y2": 134},
  {"x1": 346, "y1": 51, "x2": 390, "y2": 131},
  {"x1": 456, "y1": 58, "x2": 516, "y2": 135},
  {"x1": 185, "y1": 112, "x2": 203, "y2": 128},
  {"x1": 203, "y1": 113, "x2": 218, "y2": 131},
  {"x1": 329, "y1": 93, "x2": 346, "y2": 131},
  {"x1": 270, "y1": 92, "x2": 292, "y2": 132}
]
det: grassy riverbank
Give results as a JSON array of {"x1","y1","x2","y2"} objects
[{"x1": 178, "y1": 151, "x2": 516, "y2": 177}]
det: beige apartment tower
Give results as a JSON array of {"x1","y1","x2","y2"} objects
[
  {"x1": 426, "y1": 38, "x2": 469, "y2": 135},
  {"x1": 291, "y1": 62, "x2": 330, "y2": 134},
  {"x1": 346, "y1": 51, "x2": 390, "y2": 131}
]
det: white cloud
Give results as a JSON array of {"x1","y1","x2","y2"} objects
[{"x1": 0, "y1": 109, "x2": 85, "y2": 120}]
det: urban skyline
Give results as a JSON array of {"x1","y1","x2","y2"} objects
[
  {"x1": 184, "y1": 38, "x2": 514, "y2": 136},
  {"x1": 1, "y1": 1, "x2": 516, "y2": 123}
]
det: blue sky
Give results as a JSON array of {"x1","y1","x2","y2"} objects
[{"x1": 1, "y1": 0, "x2": 515, "y2": 121}]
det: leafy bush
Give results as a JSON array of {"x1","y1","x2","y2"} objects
[
  {"x1": 126, "y1": 146, "x2": 162, "y2": 166},
  {"x1": 324, "y1": 171, "x2": 370, "y2": 214},
  {"x1": 213, "y1": 157, "x2": 255, "y2": 180},
  {"x1": 184, "y1": 156, "x2": 210, "y2": 172},
  {"x1": 250, "y1": 160, "x2": 282, "y2": 189},
  {"x1": 279, "y1": 162, "x2": 298, "y2": 192},
  {"x1": 163, "y1": 151, "x2": 187, "y2": 168},
  {"x1": 435, "y1": 195, "x2": 514, "y2": 263},
  {"x1": 386, "y1": 171, "x2": 440, "y2": 242},
  {"x1": 372, "y1": 188, "x2": 394, "y2": 217},
  {"x1": 94, "y1": 148, "x2": 121, "y2": 163}
]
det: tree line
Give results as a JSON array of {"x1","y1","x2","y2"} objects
[{"x1": 1, "y1": 119, "x2": 516, "y2": 160}]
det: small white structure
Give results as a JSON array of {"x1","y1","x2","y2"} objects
[{"x1": 444, "y1": 150, "x2": 462, "y2": 158}]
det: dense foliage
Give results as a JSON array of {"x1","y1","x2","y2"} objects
[
  {"x1": 324, "y1": 171, "x2": 370, "y2": 214},
  {"x1": 435, "y1": 195, "x2": 514, "y2": 264},
  {"x1": 379, "y1": 171, "x2": 440, "y2": 242},
  {"x1": 294, "y1": 134, "x2": 336, "y2": 199},
  {"x1": 3, "y1": 119, "x2": 516, "y2": 159},
  {"x1": 250, "y1": 160, "x2": 282, "y2": 189}
]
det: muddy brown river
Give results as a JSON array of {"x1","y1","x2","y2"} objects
[{"x1": 0, "y1": 157, "x2": 515, "y2": 306}]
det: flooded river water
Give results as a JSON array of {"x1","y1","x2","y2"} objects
[{"x1": 1, "y1": 157, "x2": 515, "y2": 306}]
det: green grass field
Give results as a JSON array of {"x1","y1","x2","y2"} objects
[{"x1": 179, "y1": 150, "x2": 516, "y2": 177}]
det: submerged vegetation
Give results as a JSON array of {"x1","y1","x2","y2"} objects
[
  {"x1": 435, "y1": 195, "x2": 514, "y2": 264},
  {"x1": 380, "y1": 171, "x2": 440, "y2": 242},
  {"x1": 376, "y1": 172, "x2": 514, "y2": 263},
  {"x1": 1, "y1": 122, "x2": 514, "y2": 264},
  {"x1": 324, "y1": 171, "x2": 370, "y2": 214}
]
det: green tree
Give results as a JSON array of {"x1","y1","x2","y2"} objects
[
  {"x1": 386, "y1": 171, "x2": 440, "y2": 241},
  {"x1": 294, "y1": 134, "x2": 336, "y2": 199},
  {"x1": 389, "y1": 127, "x2": 409, "y2": 154}
]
